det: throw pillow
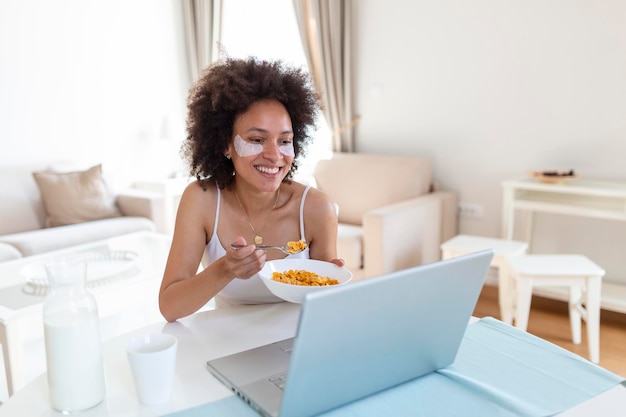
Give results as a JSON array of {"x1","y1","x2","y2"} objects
[{"x1": 32, "y1": 164, "x2": 122, "y2": 227}]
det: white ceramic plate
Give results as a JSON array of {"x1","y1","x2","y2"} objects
[
  {"x1": 20, "y1": 250, "x2": 138, "y2": 288},
  {"x1": 259, "y1": 259, "x2": 353, "y2": 304}
]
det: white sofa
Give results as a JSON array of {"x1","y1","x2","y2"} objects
[
  {"x1": 313, "y1": 153, "x2": 458, "y2": 280},
  {"x1": 0, "y1": 163, "x2": 163, "y2": 262}
]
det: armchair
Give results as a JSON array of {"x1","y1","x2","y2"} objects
[{"x1": 313, "y1": 152, "x2": 457, "y2": 280}]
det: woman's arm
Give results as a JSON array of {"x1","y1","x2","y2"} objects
[
  {"x1": 158, "y1": 183, "x2": 266, "y2": 322},
  {"x1": 305, "y1": 187, "x2": 344, "y2": 267}
]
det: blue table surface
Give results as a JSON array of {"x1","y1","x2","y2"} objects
[{"x1": 166, "y1": 317, "x2": 624, "y2": 417}]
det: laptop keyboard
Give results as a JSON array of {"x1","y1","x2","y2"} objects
[{"x1": 268, "y1": 372, "x2": 288, "y2": 390}]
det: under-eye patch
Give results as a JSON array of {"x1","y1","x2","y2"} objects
[
  {"x1": 234, "y1": 135, "x2": 295, "y2": 157},
  {"x1": 279, "y1": 142, "x2": 295, "y2": 157},
  {"x1": 234, "y1": 135, "x2": 263, "y2": 157}
]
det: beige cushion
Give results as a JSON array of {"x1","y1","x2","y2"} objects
[
  {"x1": 314, "y1": 153, "x2": 432, "y2": 225},
  {"x1": 32, "y1": 164, "x2": 122, "y2": 227}
]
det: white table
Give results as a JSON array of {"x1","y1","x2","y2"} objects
[
  {"x1": 0, "y1": 231, "x2": 173, "y2": 396},
  {"x1": 0, "y1": 302, "x2": 301, "y2": 417},
  {"x1": 0, "y1": 301, "x2": 623, "y2": 417},
  {"x1": 501, "y1": 178, "x2": 626, "y2": 314},
  {"x1": 501, "y1": 177, "x2": 626, "y2": 242},
  {"x1": 507, "y1": 254, "x2": 605, "y2": 363},
  {"x1": 441, "y1": 234, "x2": 528, "y2": 324}
]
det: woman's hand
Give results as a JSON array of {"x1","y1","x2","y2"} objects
[
  {"x1": 330, "y1": 258, "x2": 345, "y2": 267},
  {"x1": 225, "y1": 236, "x2": 266, "y2": 279}
]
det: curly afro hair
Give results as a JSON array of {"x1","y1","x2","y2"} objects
[{"x1": 182, "y1": 56, "x2": 321, "y2": 190}]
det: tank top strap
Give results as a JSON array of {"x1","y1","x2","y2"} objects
[
  {"x1": 211, "y1": 185, "x2": 221, "y2": 241},
  {"x1": 299, "y1": 185, "x2": 311, "y2": 241}
]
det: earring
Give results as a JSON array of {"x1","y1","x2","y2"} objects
[{"x1": 225, "y1": 154, "x2": 231, "y2": 159}]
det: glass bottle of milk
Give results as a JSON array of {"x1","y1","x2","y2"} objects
[{"x1": 43, "y1": 258, "x2": 105, "y2": 413}]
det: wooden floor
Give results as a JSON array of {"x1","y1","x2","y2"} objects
[{"x1": 472, "y1": 285, "x2": 626, "y2": 377}]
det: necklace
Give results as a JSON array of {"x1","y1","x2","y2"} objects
[{"x1": 234, "y1": 186, "x2": 281, "y2": 245}]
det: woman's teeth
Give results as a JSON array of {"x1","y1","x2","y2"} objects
[{"x1": 256, "y1": 166, "x2": 279, "y2": 174}]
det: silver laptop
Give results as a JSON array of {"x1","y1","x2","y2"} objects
[{"x1": 207, "y1": 250, "x2": 494, "y2": 417}]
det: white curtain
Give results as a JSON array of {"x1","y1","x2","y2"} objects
[
  {"x1": 292, "y1": 0, "x2": 357, "y2": 152},
  {"x1": 182, "y1": 0, "x2": 223, "y2": 82}
]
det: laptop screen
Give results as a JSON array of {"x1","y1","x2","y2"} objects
[{"x1": 207, "y1": 250, "x2": 494, "y2": 417}]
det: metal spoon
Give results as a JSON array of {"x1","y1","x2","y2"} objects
[{"x1": 230, "y1": 242, "x2": 307, "y2": 255}]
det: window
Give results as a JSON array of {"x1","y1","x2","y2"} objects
[{"x1": 221, "y1": 0, "x2": 331, "y2": 182}]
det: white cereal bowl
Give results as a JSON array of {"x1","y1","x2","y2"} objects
[{"x1": 259, "y1": 259, "x2": 353, "y2": 304}]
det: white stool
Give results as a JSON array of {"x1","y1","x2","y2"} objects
[
  {"x1": 507, "y1": 255, "x2": 605, "y2": 363},
  {"x1": 441, "y1": 234, "x2": 528, "y2": 324}
]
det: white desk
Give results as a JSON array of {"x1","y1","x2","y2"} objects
[
  {"x1": 0, "y1": 302, "x2": 623, "y2": 417},
  {"x1": 501, "y1": 178, "x2": 626, "y2": 313},
  {"x1": 0, "y1": 231, "x2": 172, "y2": 396},
  {"x1": 501, "y1": 178, "x2": 626, "y2": 241},
  {"x1": 0, "y1": 303, "x2": 301, "y2": 417}
]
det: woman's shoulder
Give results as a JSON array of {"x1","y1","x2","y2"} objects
[
  {"x1": 287, "y1": 180, "x2": 335, "y2": 212},
  {"x1": 179, "y1": 178, "x2": 220, "y2": 209},
  {"x1": 183, "y1": 178, "x2": 218, "y2": 197}
]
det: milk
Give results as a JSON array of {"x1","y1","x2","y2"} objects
[{"x1": 44, "y1": 311, "x2": 105, "y2": 412}]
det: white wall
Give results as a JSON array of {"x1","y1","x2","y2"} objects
[
  {"x1": 3, "y1": 1, "x2": 626, "y2": 285},
  {"x1": 355, "y1": 0, "x2": 626, "y2": 285},
  {"x1": 0, "y1": 0, "x2": 189, "y2": 188}
]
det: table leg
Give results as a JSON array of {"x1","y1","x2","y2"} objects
[
  {"x1": 0, "y1": 321, "x2": 24, "y2": 396},
  {"x1": 501, "y1": 187, "x2": 514, "y2": 240},
  {"x1": 514, "y1": 277, "x2": 533, "y2": 331},
  {"x1": 585, "y1": 276, "x2": 602, "y2": 364},
  {"x1": 523, "y1": 211, "x2": 535, "y2": 251},
  {"x1": 568, "y1": 284, "x2": 583, "y2": 345},
  {"x1": 498, "y1": 265, "x2": 514, "y2": 325}
]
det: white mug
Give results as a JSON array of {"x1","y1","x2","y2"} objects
[{"x1": 126, "y1": 333, "x2": 177, "y2": 405}]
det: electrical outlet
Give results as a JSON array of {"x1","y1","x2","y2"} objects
[{"x1": 458, "y1": 203, "x2": 484, "y2": 218}]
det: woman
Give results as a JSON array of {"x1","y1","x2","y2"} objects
[{"x1": 159, "y1": 57, "x2": 343, "y2": 322}]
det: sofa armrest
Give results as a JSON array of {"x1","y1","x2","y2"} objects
[
  {"x1": 0, "y1": 218, "x2": 155, "y2": 257},
  {"x1": 431, "y1": 190, "x2": 458, "y2": 244},
  {"x1": 116, "y1": 189, "x2": 165, "y2": 226},
  {"x1": 0, "y1": 242, "x2": 22, "y2": 262},
  {"x1": 362, "y1": 191, "x2": 457, "y2": 278}
]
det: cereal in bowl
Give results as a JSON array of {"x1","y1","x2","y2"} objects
[{"x1": 271, "y1": 269, "x2": 339, "y2": 286}]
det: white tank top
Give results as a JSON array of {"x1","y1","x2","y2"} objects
[{"x1": 203, "y1": 185, "x2": 311, "y2": 307}]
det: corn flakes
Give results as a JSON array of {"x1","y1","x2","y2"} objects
[
  {"x1": 286, "y1": 240, "x2": 307, "y2": 254},
  {"x1": 271, "y1": 269, "x2": 339, "y2": 286}
]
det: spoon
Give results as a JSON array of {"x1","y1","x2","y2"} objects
[{"x1": 230, "y1": 241, "x2": 307, "y2": 255}]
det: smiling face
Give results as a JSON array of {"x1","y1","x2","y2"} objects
[{"x1": 229, "y1": 99, "x2": 294, "y2": 192}]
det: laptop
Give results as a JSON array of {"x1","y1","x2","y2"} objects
[{"x1": 206, "y1": 249, "x2": 494, "y2": 417}]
